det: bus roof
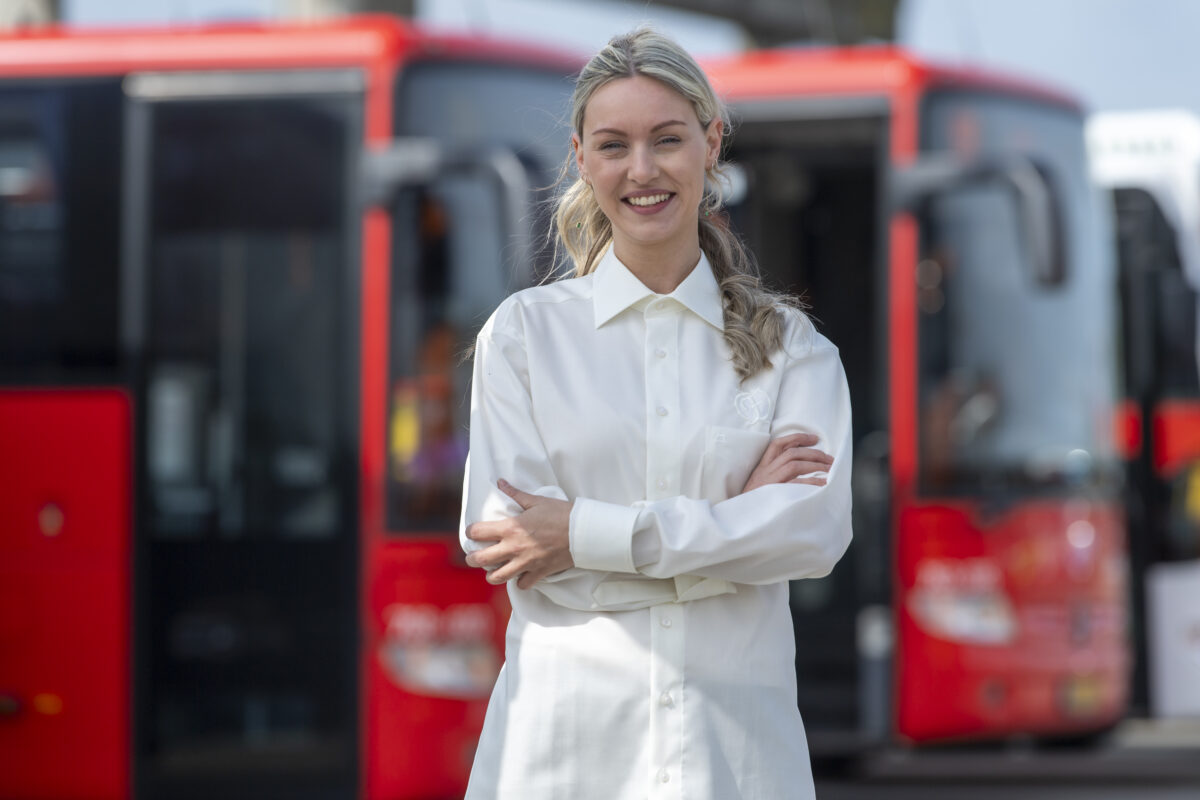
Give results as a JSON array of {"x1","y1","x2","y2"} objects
[
  {"x1": 703, "y1": 45, "x2": 1083, "y2": 113},
  {"x1": 0, "y1": 15, "x2": 580, "y2": 78}
]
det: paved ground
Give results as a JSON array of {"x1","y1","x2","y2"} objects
[
  {"x1": 812, "y1": 718, "x2": 1200, "y2": 799},
  {"x1": 814, "y1": 782, "x2": 1200, "y2": 799}
]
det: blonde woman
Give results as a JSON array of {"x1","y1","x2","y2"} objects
[{"x1": 460, "y1": 28, "x2": 853, "y2": 799}]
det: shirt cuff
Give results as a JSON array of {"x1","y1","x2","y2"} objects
[{"x1": 569, "y1": 498, "x2": 639, "y2": 574}]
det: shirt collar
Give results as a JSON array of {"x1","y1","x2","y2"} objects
[{"x1": 592, "y1": 246, "x2": 725, "y2": 331}]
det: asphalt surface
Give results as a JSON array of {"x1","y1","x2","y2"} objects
[
  {"x1": 812, "y1": 719, "x2": 1200, "y2": 799},
  {"x1": 815, "y1": 782, "x2": 1200, "y2": 799}
]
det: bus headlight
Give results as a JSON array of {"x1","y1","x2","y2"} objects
[{"x1": 909, "y1": 586, "x2": 1018, "y2": 645}]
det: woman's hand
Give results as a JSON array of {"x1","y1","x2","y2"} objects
[
  {"x1": 464, "y1": 479, "x2": 575, "y2": 589},
  {"x1": 742, "y1": 432, "x2": 833, "y2": 493}
]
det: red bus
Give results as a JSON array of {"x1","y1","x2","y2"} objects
[
  {"x1": 704, "y1": 48, "x2": 1130, "y2": 747},
  {"x1": 0, "y1": 17, "x2": 575, "y2": 800}
]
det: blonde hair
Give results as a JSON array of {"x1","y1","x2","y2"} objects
[{"x1": 553, "y1": 27, "x2": 803, "y2": 380}]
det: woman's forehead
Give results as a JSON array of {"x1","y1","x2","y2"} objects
[{"x1": 582, "y1": 75, "x2": 700, "y2": 132}]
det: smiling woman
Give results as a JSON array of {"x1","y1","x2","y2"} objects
[{"x1": 458, "y1": 27, "x2": 854, "y2": 800}]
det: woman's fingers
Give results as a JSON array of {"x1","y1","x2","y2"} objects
[
  {"x1": 741, "y1": 434, "x2": 830, "y2": 494},
  {"x1": 465, "y1": 520, "x2": 504, "y2": 543},
  {"x1": 766, "y1": 432, "x2": 819, "y2": 459},
  {"x1": 465, "y1": 540, "x2": 509, "y2": 569},
  {"x1": 790, "y1": 476, "x2": 827, "y2": 486},
  {"x1": 498, "y1": 478, "x2": 539, "y2": 509},
  {"x1": 762, "y1": 446, "x2": 833, "y2": 486},
  {"x1": 776, "y1": 447, "x2": 834, "y2": 472}
]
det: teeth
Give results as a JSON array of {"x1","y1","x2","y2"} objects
[{"x1": 628, "y1": 193, "x2": 670, "y2": 207}]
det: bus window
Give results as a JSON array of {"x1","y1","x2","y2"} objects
[
  {"x1": 1112, "y1": 187, "x2": 1200, "y2": 399},
  {"x1": 145, "y1": 98, "x2": 350, "y2": 540},
  {"x1": 385, "y1": 62, "x2": 570, "y2": 533},
  {"x1": 385, "y1": 187, "x2": 476, "y2": 530},
  {"x1": 917, "y1": 91, "x2": 1120, "y2": 495},
  {"x1": 0, "y1": 80, "x2": 121, "y2": 381}
]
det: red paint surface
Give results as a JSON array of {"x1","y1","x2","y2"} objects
[
  {"x1": 0, "y1": 16, "x2": 577, "y2": 78},
  {"x1": 1114, "y1": 399, "x2": 1143, "y2": 461},
  {"x1": 704, "y1": 47, "x2": 1081, "y2": 111},
  {"x1": 1152, "y1": 399, "x2": 1200, "y2": 477},
  {"x1": 896, "y1": 501, "x2": 1129, "y2": 742},
  {"x1": 365, "y1": 540, "x2": 508, "y2": 799},
  {"x1": 0, "y1": 389, "x2": 131, "y2": 799}
]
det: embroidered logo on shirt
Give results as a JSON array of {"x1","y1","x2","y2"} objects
[{"x1": 733, "y1": 389, "x2": 772, "y2": 424}]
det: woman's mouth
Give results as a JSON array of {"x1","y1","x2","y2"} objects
[{"x1": 623, "y1": 192, "x2": 674, "y2": 212}]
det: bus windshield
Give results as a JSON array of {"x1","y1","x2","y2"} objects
[
  {"x1": 916, "y1": 90, "x2": 1119, "y2": 494},
  {"x1": 0, "y1": 80, "x2": 121, "y2": 381},
  {"x1": 384, "y1": 61, "x2": 570, "y2": 532}
]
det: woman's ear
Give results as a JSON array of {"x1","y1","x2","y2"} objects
[
  {"x1": 705, "y1": 118, "x2": 724, "y2": 168},
  {"x1": 572, "y1": 132, "x2": 587, "y2": 183}
]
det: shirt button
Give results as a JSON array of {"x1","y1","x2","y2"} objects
[
  {"x1": 660, "y1": 691, "x2": 674, "y2": 708},
  {"x1": 660, "y1": 616, "x2": 672, "y2": 628},
  {"x1": 659, "y1": 769, "x2": 670, "y2": 783},
  {"x1": 656, "y1": 406, "x2": 668, "y2": 417},
  {"x1": 656, "y1": 478, "x2": 667, "y2": 490},
  {"x1": 654, "y1": 348, "x2": 667, "y2": 358}
]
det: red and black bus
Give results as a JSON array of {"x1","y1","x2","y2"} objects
[
  {"x1": 0, "y1": 17, "x2": 574, "y2": 799},
  {"x1": 705, "y1": 47, "x2": 1130, "y2": 747}
]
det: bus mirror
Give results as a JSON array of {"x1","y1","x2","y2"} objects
[
  {"x1": 361, "y1": 137, "x2": 532, "y2": 284},
  {"x1": 890, "y1": 154, "x2": 1066, "y2": 287},
  {"x1": 360, "y1": 138, "x2": 443, "y2": 204}
]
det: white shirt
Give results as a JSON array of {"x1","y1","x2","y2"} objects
[{"x1": 460, "y1": 247, "x2": 853, "y2": 800}]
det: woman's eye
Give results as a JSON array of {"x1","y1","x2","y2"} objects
[
  {"x1": 657, "y1": 136, "x2": 682, "y2": 146},
  {"x1": 599, "y1": 141, "x2": 625, "y2": 151}
]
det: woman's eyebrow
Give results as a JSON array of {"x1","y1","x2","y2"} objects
[{"x1": 590, "y1": 119, "x2": 689, "y2": 137}]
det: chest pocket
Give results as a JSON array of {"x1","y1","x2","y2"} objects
[{"x1": 700, "y1": 426, "x2": 771, "y2": 501}]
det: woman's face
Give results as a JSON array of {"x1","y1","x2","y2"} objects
[{"x1": 573, "y1": 75, "x2": 722, "y2": 258}]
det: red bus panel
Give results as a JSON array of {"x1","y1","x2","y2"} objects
[
  {"x1": 0, "y1": 389, "x2": 131, "y2": 799},
  {"x1": 896, "y1": 501, "x2": 1129, "y2": 742},
  {"x1": 1152, "y1": 399, "x2": 1200, "y2": 478},
  {"x1": 366, "y1": 540, "x2": 507, "y2": 798}
]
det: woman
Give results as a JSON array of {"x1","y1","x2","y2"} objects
[{"x1": 460, "y1": 28, "x2": 852, "y2": 799}]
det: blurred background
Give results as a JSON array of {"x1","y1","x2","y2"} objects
[{"x1": 1, "y1": 1, "x2": 1198, "y2": 798}]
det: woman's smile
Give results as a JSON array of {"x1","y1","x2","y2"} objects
[{"x1": 624, "y1": 191, "x2": 675, "y2": 211}]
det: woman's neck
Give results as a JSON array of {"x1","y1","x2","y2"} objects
[{"x1": 611, "y1": 234, "x2": 702, "y2": 294}]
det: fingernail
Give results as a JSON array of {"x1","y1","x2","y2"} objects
[{"x1": 498, "y1": 479, "x2": 510, "y2": 488}]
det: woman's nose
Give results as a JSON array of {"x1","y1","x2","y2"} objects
[{"x1": 627, "y1": 144, "x2": 659, "y2": 183}]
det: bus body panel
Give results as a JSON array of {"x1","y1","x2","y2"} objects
[
  {"x1": 896, "y1": 501, "x2": 1128, "y2": 741},
  {"x1": 0, "y1": 389, "x2": 131, "y2": 799},
  {"x1": 365, "y1": 540, "x2": 508, "y2": 798}
]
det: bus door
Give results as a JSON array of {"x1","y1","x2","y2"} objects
[
  {"x1": 724, "y1": 99, "x2": 893, "y2": 750},
  {"x1": 363, "y1": 60, "x2": 570, "y2": 798},
  {"x1": 122, "y1": 70, "x2": 364, "y2": 800},
  {"x1": 893, "y1": 90, "x2": 1128, "y2": 742}
]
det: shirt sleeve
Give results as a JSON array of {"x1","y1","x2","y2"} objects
[
  {"x1": 461, "y1": 309, "x2": 707, "y2": 611},
  {"x1": 570, "y1": 322, "x2": 854, "y2": 585}
]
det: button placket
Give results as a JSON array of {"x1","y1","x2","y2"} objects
[
  {"x1": 644, "y1": 304, "x2": 680, "y2": 503},
  {"x1": 648, "y1": 604, "x2": 684, "y2": 800},
  {"x1": 645, "y1": 302, "x2": 684, "y2": 800}
]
